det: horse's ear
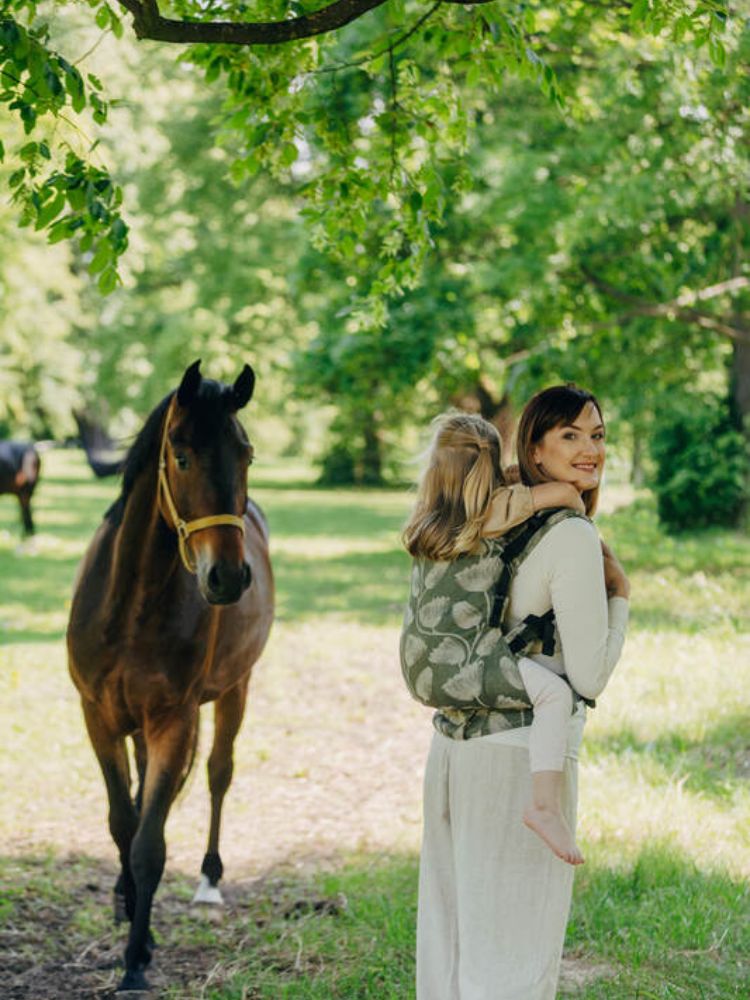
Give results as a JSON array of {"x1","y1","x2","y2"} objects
[
  {"x1": 232, "y1": 364, "x2": 255, "y2": 410},
  {"x1": 177, "y1": 360, "x2": 202, "y2": 407}
]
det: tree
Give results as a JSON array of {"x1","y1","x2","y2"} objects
[{"x1": 290, "y1": 9, "x2": 749, "y2": 494}]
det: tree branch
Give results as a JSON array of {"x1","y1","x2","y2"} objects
[
  {"x1": 582, "y1": 266, "x2": 750, "y2": 343},
  {"x1": 317, "y1": 0, "x2": 442, "y2": 74},
  {"x1": 117, "y1": 0, "x2": 500, "y2": 47}
]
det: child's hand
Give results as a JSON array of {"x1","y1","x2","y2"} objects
[
  {"x1": 601, "y1": 540, "x2": 631, "y2": 599},
  {"x1": 531, "y1": 482, "x2": 585, "y2": 515}
]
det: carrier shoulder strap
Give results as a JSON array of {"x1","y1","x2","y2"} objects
[{"x1": 487, "y1": 508, "x2": 588, "y2": 633}]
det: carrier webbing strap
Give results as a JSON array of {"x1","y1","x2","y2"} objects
[
  {"x1": 508, "y1": 609, "x2": 557, "y2": 656},
  {"x1": 488, "y1": 509, "x2": 563, "y2": 628}
]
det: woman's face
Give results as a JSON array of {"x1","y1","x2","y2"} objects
[{"x1": 532, "y1": 401, "x2": 606, "y2": 493}]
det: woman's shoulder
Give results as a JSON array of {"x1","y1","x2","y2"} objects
[
  {"x1": 533, "y1": 512, "x2": 599, "y2": 560},
  {"x1": 536, "y1": 514, "x2": 602, "y2": 578}
]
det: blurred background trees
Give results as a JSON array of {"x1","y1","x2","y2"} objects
[{"x1": 1, "y1": 1, "x2": 747, "y2": 528}]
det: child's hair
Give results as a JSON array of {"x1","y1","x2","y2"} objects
[{"x1": 402, "y1": 411, "x2": 504, "y2": 561}]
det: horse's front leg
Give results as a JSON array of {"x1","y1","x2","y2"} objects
[
  {"x1": 120, "y1": 710, "x2": 197, "y2": 993},
  {"x1": 193, "y1": 678, "x2": 249, "y2": 905},
  {"x1": 114, "y1": 730, "x2": 148, "y2": 924},
  {"x1": 80, "y1": 701, "x2": 138, "y2": 927}
]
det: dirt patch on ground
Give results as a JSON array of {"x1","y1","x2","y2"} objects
[
  {"x1": 2, "y1": 622, "x2": 428, "y2": 998},
  {"x1": 559, "y1": 954, "x2": 618, "y2": 993}
]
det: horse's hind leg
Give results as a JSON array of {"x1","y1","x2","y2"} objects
[
  {"x1": 80, "y1": 701, "x2": 138, "y2": 925},
  {"x1": 194, "y1": 678, "x2": 249, "y2": 905}
]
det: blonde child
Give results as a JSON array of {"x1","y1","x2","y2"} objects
[{"x1": 402, "y1": 411, "x2": 587, "y2": 865}]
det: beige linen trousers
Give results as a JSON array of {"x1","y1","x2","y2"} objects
[{"x1": 416, "y1": 733, "x2": 578, "y2": 1000}]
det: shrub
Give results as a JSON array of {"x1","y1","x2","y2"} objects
[{"x1": 649, "y1": 394, "x2": 748, "y2": 532}]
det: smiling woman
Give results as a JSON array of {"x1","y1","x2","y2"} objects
[
  {"x1": 517, "y1": 385, "x2": 607, "y2": 517},
  {"x1": 414, "y1": 384, "x2": 631, "y2": 1000}
]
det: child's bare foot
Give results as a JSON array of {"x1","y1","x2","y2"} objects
[{"x1": 523, "y1": 805, "x2": 584, "y2": 866}]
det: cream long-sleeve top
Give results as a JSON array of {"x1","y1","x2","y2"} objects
[{"x1": 484, "y1": 514, "x2": 629, "y2": 758}]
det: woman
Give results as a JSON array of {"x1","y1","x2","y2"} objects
[{"x1": 415, "y1": 384, "x2": 630, "y2": 1000}]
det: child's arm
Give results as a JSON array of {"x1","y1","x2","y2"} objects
[
  {"x1": 483, "y1": 484, "x2": 535, "y2": 536},
  {"x1": 483, "y1": 482, "x2": 584, "y2": 537},
  {"x1": 531, "y1": 482, "x2": 585, "y2": 515}
]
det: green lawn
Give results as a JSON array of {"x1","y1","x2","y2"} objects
[{"x1": 0, "y1": 450, "x2": 748, "y2": 998}]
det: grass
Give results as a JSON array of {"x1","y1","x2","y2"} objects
[{"x1": 0, "y1": 450, "x2": 749, "y2": 998}]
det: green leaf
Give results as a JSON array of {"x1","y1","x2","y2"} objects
[
  {"x1": 97, "y1": 265, "x2": 119, "y2": 295},
  {"x1": 88, "y1": 239, "x2": 112, "y2": 275},
  {"x1": 35, "y1": 190, "x2": 66, "y2": 228}
]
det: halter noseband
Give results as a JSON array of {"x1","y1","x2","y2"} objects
[{"x1": 158, "y1": 396, "x2": 246, "y2": 575}]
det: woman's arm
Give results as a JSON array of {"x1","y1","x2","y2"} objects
[{"x1": 545, "y1": 519, "x2": 629, "y2": 701}]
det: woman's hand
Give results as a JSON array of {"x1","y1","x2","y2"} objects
[{"x1": 601, "y1": 540, "x2": 630, "y2": 599}]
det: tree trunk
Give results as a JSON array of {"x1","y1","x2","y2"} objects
[
  {"x1": 359, "y1": 420, "x2": 384, "y2": 485},
  {"x1": 730, "y1": 335, "x2": 750, "y2": 434},
  {"x1": 475, "y1": 382, "x2": 514, "y2": 458},
  {"x1": 630, "y1": 434, "x2": 645, "y2": 487}
]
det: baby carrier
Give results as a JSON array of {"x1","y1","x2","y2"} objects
[{"x1": 400, "y1": 508, "x2": 589, "y2": 741}]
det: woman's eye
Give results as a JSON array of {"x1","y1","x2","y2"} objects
[{"x1": 174, "y1": 453, "x2": 189, "y2": 471}]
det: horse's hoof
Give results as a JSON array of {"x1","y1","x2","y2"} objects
[
  {"x1": 116, "y1": 966, "x2": 150, "y2": 993},
  {"x1": 192, "y1": 873, "x2": 224, "y2": 905}
]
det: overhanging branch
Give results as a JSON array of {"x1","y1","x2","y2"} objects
[{"x1": 118, "y1": 0, "x2": 500, "y2": 47}]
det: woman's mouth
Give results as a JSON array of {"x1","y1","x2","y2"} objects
[{"x1": 573, "y1": 463, "x2": 597, "y2": 472}]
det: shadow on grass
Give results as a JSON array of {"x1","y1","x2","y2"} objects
[
  {"x1": 273, "y1": 549, "x2": 409, "y2": 625},
  {"x1": 258, "y1": 494, "x2": 407, "y2": 541},
  {"x1": 583, "y1": 712, "x2": 750, "y2": 803}
]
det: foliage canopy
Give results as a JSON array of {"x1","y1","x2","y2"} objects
[{"x1": 1, "y1": 0, "x2": 730, "y2": 309}]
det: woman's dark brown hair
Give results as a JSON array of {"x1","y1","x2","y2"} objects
[{"x1": 516, "y1": 384, "x2": 604, "y2": 516}]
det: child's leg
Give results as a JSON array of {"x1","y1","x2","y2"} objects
[{"x1": 517, "y1": 657, "x2": 583, "y2": 866}]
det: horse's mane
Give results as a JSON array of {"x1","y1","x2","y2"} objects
[
  {"x1": 104, "y1": 380, "x2": 239, "y2": 527},
  {"x1": 105, "y1": 393, "x2": 172, "y2": 526}
]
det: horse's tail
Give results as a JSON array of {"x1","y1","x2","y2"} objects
[{"x1": 73, "y1": 410, "x2": 125, "y2": 478}]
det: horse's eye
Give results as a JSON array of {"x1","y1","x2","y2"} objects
[{"x1": 174, "y1": 452, "x2": 189, "y2": 471}]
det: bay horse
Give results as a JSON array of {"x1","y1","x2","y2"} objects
[
  {"x1": 67, "y1": 361, "x2": 274, "y2": 993},
  {"x1": 0, "y1": 440, "x2": 41, "y2": 535}
]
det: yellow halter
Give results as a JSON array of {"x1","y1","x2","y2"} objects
[{"x1": 158, "y1": 396, "x2": 246, "y2": 575}]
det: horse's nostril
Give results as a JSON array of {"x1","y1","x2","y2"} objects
[
  {"x1": 242, "y1": 562, "x2": 251, "y2": 589},
  {"x1": 207, "y1": 565, "x2": 221, "y2": 592}
]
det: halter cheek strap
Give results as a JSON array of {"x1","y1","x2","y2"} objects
[{"x1": 158, "y1": 396, "x2": 246, "y2": 575}]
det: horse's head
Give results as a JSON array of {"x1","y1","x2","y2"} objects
[{"x1": 160, "y1": 360, "x2": 256, "y2": 605}]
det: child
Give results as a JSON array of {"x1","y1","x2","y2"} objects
[{"x1": 402, "y1": 411, "x2": 586, "y2": 866}]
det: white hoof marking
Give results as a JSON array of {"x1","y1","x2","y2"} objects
[{"x1": 192, "y1": 874, "x2": 224, "y2": 905}]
